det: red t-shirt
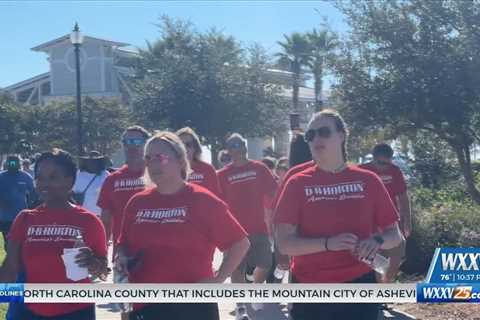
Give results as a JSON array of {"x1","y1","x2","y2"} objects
[
  {"x1": 217, "y1": 160, "x2": 278, "y2": 235},
  {"x1": 188, "y1": 160, "x2": 221, "y2": 196},
  {"x1": 119, "y1": 183, "x2": 246, "y2": 287},
  {"x1": 97, "y1": 165, "x2": 145, "y2": 242},
  {"x1": 273, "y1": 160, "x2": 315, "y2": 208},
  {"x1": 359, "y1": 162, "x2": 407, "y2": 203},
  {"x1": 9, "y1": 205, "x2": 107, "y2": 317},
  {"x1": 274, "y1": 165, "x2": 399, "y2": 283}
]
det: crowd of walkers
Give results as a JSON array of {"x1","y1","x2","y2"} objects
[{"x1": 0, "y1": 109, "x2": 411, "y2": 320}]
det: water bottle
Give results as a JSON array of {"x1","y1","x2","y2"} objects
[
  {"x1": 113, "y1": 257, "x2": 133, "y2": 313},
  {"x1": 273, "y1": 266, "x2": 286, "y2": 280},
  {"x1": 364, "y1": 253, "x2": 390, "y2": 275}
]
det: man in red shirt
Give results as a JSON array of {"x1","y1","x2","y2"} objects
[
  {"x1": 217, "y1": 133, "x2": 277, "y2": 315},
  {"x1": 98, "y1": 126, "x2": 151, "y2": 245},
  {"x1": 359, "y1": 143, "x2": 411, "y2": 283}
]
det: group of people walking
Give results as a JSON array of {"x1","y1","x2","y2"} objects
[{"x1": 0, "y1": 109, "x2": 411, "y2": 320}]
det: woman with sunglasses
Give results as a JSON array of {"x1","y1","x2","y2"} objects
[
  {"x1": 176, "y1": 127, "x2": 221, "y2": 196},
  {"x1": 0, "y1": 149, "x2": 108, "y2": 320},
  {"x1": 275, "y1": 109, "x2": 403, "y2": 320},
  {"x1": 116, "y1": 131, "x2": 250, "y2": 320}
]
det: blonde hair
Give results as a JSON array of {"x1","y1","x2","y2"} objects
[
  {"x1": 143, "y1": 131, "x2": 191, "y2": 187},
  {"x1": 176, "y1": 127, "x2": 202, "y2": 161},
  {"x1": 307, "y1": 109, "x2": 350, "y2": 162}
]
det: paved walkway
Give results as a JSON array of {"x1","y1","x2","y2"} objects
[{"x1": 95, "y1": 249, "x2": 416, "y2": 320}]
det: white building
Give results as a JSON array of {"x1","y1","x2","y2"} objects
[{"x1": 5, "y1": 32, "x2": 320, "y2": 160}]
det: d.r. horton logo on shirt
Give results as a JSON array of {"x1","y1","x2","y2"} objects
[
  {"x1": 114, "y1": 178, "x2": 145, "y2": 191},
  {"x1": 189, "y1": 172, "x2": 204, "y2": 182},
  {"x1": 26, "y1": 225, "x2": 82, "y2": 242},
  {"x1": 379, "y1": 175, "x2": 393, "y2": 185},
  {"x1": 135, "y1": 207, "x2": 187, "y2": 224},
  {"x1": 228, "y1": 171, "x2": 257, "y2": 184},
  {"x1": 304, "y1": 181, "x2": 365, "y2": 202}
]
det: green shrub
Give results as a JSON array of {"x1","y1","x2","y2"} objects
[{"x1": 402, "y1": 191, "x2": 480, "y2": 275}]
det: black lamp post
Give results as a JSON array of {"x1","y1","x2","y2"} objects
[{"x1": 70, "y1": 22, "x2": 84, "y2": 156}]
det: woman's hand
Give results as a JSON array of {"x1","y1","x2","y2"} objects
[
  {"x1": 354, "y1": 237, "x2": 381, "y2": 262},
  {"x1": 326, "y1": 233, "x2": 358, "y2": 252},
  {"x1": 75, "y1": 248, "x2": 110, "y2": 281}
]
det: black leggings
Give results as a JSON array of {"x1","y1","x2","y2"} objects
[
  {"x1": 129, "y1": 303, "x2": 219, "y2": 320},
  {"x1": 291, "y1": 272, "x2": 380, "y2": 320},
  {"x1": 22, "y1": 305, "x2": 95, "y2": 320}
]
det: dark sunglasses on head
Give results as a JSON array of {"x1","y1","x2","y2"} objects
[
  {"x1": 305, "y1": 127, "x2": 334, "y2": 142},
  {"x1": 123, "y1": 138, "x2": 146, "y2": 146}
]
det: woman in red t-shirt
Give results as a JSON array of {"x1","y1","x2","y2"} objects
[
  {"x1": 275, "y1": 110, "x2": 403, "y2": 320},
  {"x1": 177, "y1": 127, "x2": 221, "y2": 196},
  {"x1": 116, "y1": 131, "x2": 249, "y2": 320},
  {"x1": 0, "y1": 149, "x2": 108, "y2": 320}
]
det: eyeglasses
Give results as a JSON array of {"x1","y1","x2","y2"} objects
[
  {"x1": 145, "y1": 153, "x2": 171, "y2": 164},
  {"x1": 305, "y1": 127, "x2": 334, "y2": 142},
  {"x1": 123, "y1": 138, "x2": 146, "y2": 146}
]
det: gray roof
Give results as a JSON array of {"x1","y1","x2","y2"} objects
[
  {"x1": 4, "y1": 72, "x2": 50, "y2": 91},
  {"x1": 31, "y1": 34, "x2": 130, "y2": 52}
]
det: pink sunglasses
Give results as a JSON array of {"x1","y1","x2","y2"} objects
[{"x1": 145, "y1": 153, "x2": 171, "y2": 164}]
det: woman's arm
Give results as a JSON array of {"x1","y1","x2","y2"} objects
[
  {"x1": 0, "y1": 240, "x2": 22, "y2": 282},
  {"x1": 275, "y1": 224, "x2": 358, "y2": 256},
  {"x1": 356, "y1": 222, "x2": 404, "y2": 261},
  {"x1": 200, "y1": 238, "x2": 250, "y2": 283}
]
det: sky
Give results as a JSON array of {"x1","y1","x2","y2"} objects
[{"x1": 0, "y1": 1, "x2": 349, "y2": 88}]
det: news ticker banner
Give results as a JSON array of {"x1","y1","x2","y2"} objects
[
  {"x1": 0, "y1": 283, "x2": 416, "y2": 304},
  {"x1": 2, "y1": 247, "x2": 480, "y2": 304}
]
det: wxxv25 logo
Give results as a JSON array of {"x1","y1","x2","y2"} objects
[
  {"x1": 417, "y1": 284, "x2": 480, "y2": 302},
  {"x1": 417, "y1": 248, "x2": 480, "y2": 303}
]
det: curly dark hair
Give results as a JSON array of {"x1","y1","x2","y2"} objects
[{"x1": 34, "y1": 148, "x2": 77, "y2": 187}]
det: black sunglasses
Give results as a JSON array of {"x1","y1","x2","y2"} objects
[{"x1": 305, "y1": 127, "x2": 334, "y2": 142}]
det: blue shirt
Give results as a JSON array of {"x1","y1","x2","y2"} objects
[{"x1": 0, "y1": 170, "x2": 35, "y2": 222}]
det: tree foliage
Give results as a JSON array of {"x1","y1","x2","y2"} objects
[
  {"x1": 333, "y1": 0, "x2": 480, "y2": 203},
  {"x1": 1, "y1": 97, "x2": 132, "y2": 157},
  {"x1": 131, "y1": 17, "x2": 288, "y2": 152}
]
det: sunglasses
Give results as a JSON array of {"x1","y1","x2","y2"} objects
[
  {"x1": 145, "y1": 153, "x2": 172, "y2": 164},
  {"x1": 226, "y1": 141, "x2": 244, "y2": 150},
  {"x1": 305, "y1": 127, "x2": 334, "y2": 142},
  {"x1": 123, "y1": 138, "x2": 146, "y2": 146}
]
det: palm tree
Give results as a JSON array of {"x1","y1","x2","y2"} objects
[
  {"x1": 307, "y1": 28, "x2": 338, "y2": 111},
  {"x1": 276, "y1": 32, "x2": 312, "y2": 112}
]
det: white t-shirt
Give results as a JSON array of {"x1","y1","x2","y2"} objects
[{"x1": 73, "y1": 170, "x2": 109, "y2": 216}]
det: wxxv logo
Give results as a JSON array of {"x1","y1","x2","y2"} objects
[
  {"x1": 442, "y1": 253, "x2": 480, "y2": 271},
  {"x1": 425, "y1": 248, "x2": 480, "y2": 284},
  {"x1": 418, "y1": 285, "x2": 478, "y2": 302}
]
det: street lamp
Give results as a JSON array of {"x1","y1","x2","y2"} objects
[{"x1": 70, "y1": 22, "x2": 84, "y2": 156}]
